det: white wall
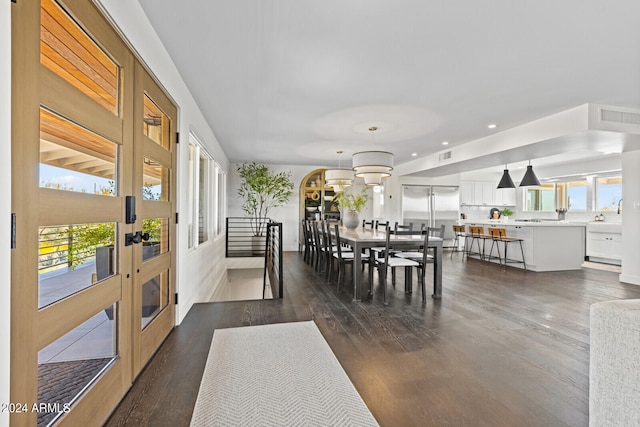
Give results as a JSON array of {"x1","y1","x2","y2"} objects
[
  {"x1": 228, "y1": 163, "x2": 321, "y2": 252},
  {"x1": 1, "y1": 1, "x2": 11, "y2": 425},
  {"x1": 620, "y1": 150, "x2": 640, "y2": 285},
  {"x1": 96, "y1": 0, "x2": 231, "y2": 323}
]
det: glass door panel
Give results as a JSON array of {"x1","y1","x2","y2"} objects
[{"x1": 40, "y1": 0, "x2": 120, "y2": 115}]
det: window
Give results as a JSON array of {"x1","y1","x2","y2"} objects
[
  {"x1": 215, "y1": 163, "x2": 226, "y2": 237},
  {"x1": 525, "y1": 184, "x2": 555, "y2": 211},
  {"x1": 187, "y1": 134, "x2": 211, "y2": 248},
  {"x1": 40, "y1": 0, "x2": 119, "y2": 115},
  {"x1": 556, "y1": 180, "x2": 587, "y2": 211},
  {"x1": 596, "y1": 176, "x2": 622, "y2": 212},
  {"x1": 372, "y1": 185, "x2": 385, "y2": 219}
]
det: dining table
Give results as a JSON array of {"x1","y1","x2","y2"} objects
[{"x1": 333, "y1": 225, "x2": 443, "y2": 302}]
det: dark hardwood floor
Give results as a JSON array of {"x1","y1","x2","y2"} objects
[{"x1": 106, "y1": 252, "x2": 640, "y2": 427}]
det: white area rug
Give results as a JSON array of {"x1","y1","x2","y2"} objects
[{"x1": 190, "y1": 321, "x2": 379, "y2": 427}]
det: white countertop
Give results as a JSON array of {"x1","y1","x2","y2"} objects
[{"x1": 461, "y1": 219, "x2": 587, "y2": 227}]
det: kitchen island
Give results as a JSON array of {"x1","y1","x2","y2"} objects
[{"x1": 462, "y1": 220, "x2": 586, "y2": 272}]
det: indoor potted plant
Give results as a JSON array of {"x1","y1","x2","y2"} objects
[
  {"x1": 332, "y1": 187, "x2": 368, "y2": 229},
  {"x1": 500, "y1": 208, "x2": 513, "y2": 221},
  {"x1": 237, "y1": 162, "x2": 294, "y2": 240}
]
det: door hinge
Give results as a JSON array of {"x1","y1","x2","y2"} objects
[
  {"x1": 176, "y1": 132, "x2": 179, "y2": 144},
  {"x1": 174, "y1": 293, "x2": 178, "y2": 304},
  {"x1": 10, "y1": 213, "x2": 16, "y2": 249},
  {"x1": 175, "y1": 212, "x2": 179, "y2": 224}
]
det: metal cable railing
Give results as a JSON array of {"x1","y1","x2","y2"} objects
[
  {"x1": 226, "y1": 217, "x2": 271, "y2": 257},
  {"x1": 39, "y1": 226, "x2": 102, "y2": 273},
  {"x1": 263, "y1": 222, "x2": 283, "y2": 299}
]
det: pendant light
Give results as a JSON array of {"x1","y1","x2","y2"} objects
[
  {"x1": 497, "y1": 164, "x2": 516, "y2": 189},
  {"x1": 352, "y1": 127, "x2": 393, "y2": 186},
  {"x1": 325, "y1": 150, "x2": 354, "y2": 192},
  {"x1": 519, "y1": 161, "x2": 541, "y2": 187}
]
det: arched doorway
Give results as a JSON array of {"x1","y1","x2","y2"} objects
[{"x1": 299, "y1": 169, "x2": 341, "y2": 222}]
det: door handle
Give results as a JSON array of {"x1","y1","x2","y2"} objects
[{"x1": 125, "y1": 231, "x2": 150, "y2": 246}]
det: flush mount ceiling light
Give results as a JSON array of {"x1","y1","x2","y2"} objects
[
  {"x1": 519, "y1": 161, "x2": 541, "y2": 187},
  {"x1": 488, "y1": 124, "x2": 497, "y2": 129},
  {"x1": 352, "y1": 127, "x2": 393, "y2": 186},
  {"x1": 497, "y1": 164, "x2": 516, "y2": 189},
  {"x1": 325, "y1": 150, "x2": 354, "y2": 192}
]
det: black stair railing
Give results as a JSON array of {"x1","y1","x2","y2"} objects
[
  {"x1": 226, "y1": 217, "x2": 271, "y2": 257},
  {"x1": 263, "y1": 221, "x2": 283, "y2": 299}
]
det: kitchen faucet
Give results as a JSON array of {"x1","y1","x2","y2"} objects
[{"x1": 617, "y1": 198, "x2": 623, "y2": 214}]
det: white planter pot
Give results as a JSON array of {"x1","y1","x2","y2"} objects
[{"x1": 343, "y1": 210, "x2": 359, "y2": 229}]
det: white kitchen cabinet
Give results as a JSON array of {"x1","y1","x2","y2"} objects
[
  {"x1": 460, "y1": 181, "x2": 475, "y2": 205},
  {"x1": 587, "y1": 225, "x2": 622, "y2": 262},
  {"x1": 494, "y1": 187, "x2": 516, "y2": 206},
  {"x1": 460, "y1": 180, "x2": 514, "y2": 206},
  {"x1": 476, "y1": 181, "x2": 494, "y2": 206}
]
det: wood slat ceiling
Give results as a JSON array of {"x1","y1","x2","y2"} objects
[{"x1": 40, "y1": 0, "x2": 118, "y2": 115}]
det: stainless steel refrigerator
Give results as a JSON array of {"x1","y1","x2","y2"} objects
[{"x1": 401, "y1": 185, "x2": 459, "y2": 245}]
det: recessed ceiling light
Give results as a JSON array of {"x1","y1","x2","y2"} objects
[
  {"x1": 411, "y1": 153, "x2": 418, "y2": 157},
  {"x1": 488, "y1": 124, "x2": 497, "y2": 129},
  {"x1": 442, "y1": 141, "x2": 449, "y2": 145}
]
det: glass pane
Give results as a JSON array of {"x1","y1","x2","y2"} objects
[
  {"x1": 143, "y1": 95, "x2": 169, "y2": 148},
  {"x1": 40, "y1": 0, "x2": 119, "y2": 115},
  {"x1": 38, "y1": 306, "x2": 116, "y2": 426},
  {"x1": 188, "y1": 144, "x2": 195, "y2": 248},
  {"x1": 525, "y1": 184, "x2": 555, "y2": 211},
  {"x1": 141, "y1": 270, "x2": 169, "y2": 330},
  {"x1": 199, "y1": 154, "x2": 209, "y2": 244},
  {"x1": 143, "y1": 157, "x2": 169, "y2": 201},
  {"x1": 40, "y1": 108, "x2": 117, "y2": 195},
  {"x1": 216, "y1": 167, "x2": 225, "y2": 236},
  {"x1": 142, "y1": 218, "x2": 169, "y2": 262},
  {"x1": 39, "y1": 222, "x2": 116, "y2": 308},
  {"x1": 567, "y1": 181, "x2": 587, "y2": 211},
  {"x1": 597, "y1": 177, "x2": 623, "y2": 212}
]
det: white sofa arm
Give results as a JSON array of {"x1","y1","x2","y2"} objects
[{"x1": 590, "y1": 299, "x2": 640, "y2": 426}]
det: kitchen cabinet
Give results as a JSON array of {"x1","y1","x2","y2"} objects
[
  {"x1": 587, "y1": 223, "x2": 622, "y2": 263},
  {"x1": 460, "y1": 181, "x2": 516, "y2": 206},
  {"x1": 460, "y1": 181, "x2": 475, "y2": 205},
  {"x1": 462, "y1": 221, "x2": 585, "y2": 271},
  {"x1": 495, "y1": 187, "x2": 516, "y2": 206}
]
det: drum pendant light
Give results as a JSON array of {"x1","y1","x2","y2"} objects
[
  {"x1": 325, "y1": 150, "x2": 354, "y2": 192},
  {"x1": 352, "y1": 127, "x2": 393, "y2": 186}
]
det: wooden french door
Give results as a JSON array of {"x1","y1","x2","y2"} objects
[{"x1": 10, "y1": 1, "x2": 176, "y2": 425}]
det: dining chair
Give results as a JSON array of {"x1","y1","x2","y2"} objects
[
  {"x1": 325, "y1": 222, "x2": 352, "y2": 282},
  {"x1": 362, "y1": 219, "x2": 374, "y2": 229},
  {"x1": 374, "y1": 220, "x2": 389, "y2": 230},
  {"x1": 394, "y1": 230, "x2": 432, "y2": 302},
  {"x1": 375, "y1": 229, "x2": 422, "y2": 305},
  {"x1": 332, "y1": 224, "x2": 356, "y2": 293}
]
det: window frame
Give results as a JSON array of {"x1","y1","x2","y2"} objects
[{"x1": 187, "y1": 133, "x2": 212, "y2": 249}]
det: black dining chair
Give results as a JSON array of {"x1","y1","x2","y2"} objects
[
  {"x1": 374, "y1": 229, "x2": 424, "y2": 305},
  {"x1": 395, "y1": 230, "x2": 433, "y2": 303},
  {"x1": 332, "y1": 224, "x2": 356, "y2": 293}
]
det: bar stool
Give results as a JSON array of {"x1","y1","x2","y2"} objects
[
  {"x1": 487, "y1": 227, "x2": 527, "y2": 270},
  {"x1": 451, "y1": 225, "x2": 466, "y2": 257},
  {"x1": 466, "y1": 226, "x2": 491, "y2": 261}
]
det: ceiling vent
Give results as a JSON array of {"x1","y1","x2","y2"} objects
[
  {"x1": 438, "y1": 151, "x2": 452, "y2": 161},
  {"x1": 600, "y1": 108, "x2": 640, "y2": 126}
]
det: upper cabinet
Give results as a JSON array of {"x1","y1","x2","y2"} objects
[{"x1": 460, "y1": 180, "x2": 516, "y2": 206}]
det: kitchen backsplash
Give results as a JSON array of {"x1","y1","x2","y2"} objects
[{"x1": 459, "y1": 205, "x2": 622, "y2": 223}]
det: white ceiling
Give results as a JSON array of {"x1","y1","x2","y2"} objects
[{"x1": 137, "y1": 0, "x2": 640, "y2": 176}]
